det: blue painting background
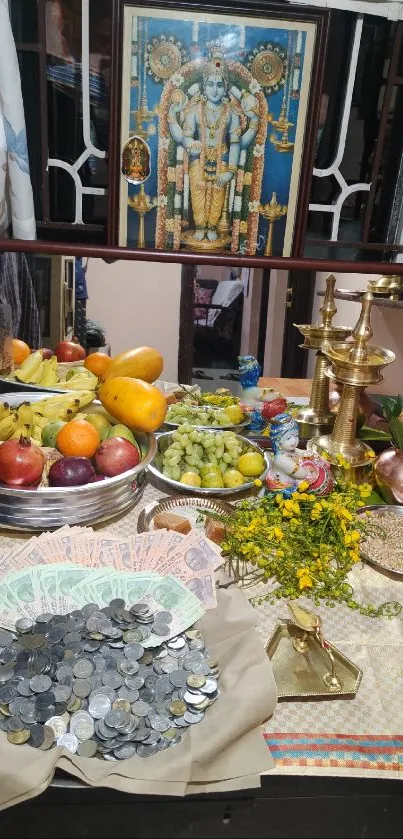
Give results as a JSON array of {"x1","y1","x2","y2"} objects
[{"x1": 125, "y1": 15, "x2": 308, "y2": 254}]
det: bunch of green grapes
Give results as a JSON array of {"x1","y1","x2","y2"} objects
[
  {"x1": 161, "y1": 425, "x2": 244, "y2": 482},
  {"x1": 166, "y1": 403, "x2": 232, "y2": 427}
]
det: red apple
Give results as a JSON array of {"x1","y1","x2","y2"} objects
[
  {"x1": 55, "y1": 338, "x2": 86, "y2": 363},
  {"x1": 40, "y1": 348, "x2": 55, "y2": 360}
]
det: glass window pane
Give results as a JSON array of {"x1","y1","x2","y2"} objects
[{"x1": 10, "y1": 0, "x2": 38, "y2": 44}]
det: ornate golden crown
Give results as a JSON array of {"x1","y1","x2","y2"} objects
[{"x1": 203, "y1": 42, "x2": 229, "y2": 85}]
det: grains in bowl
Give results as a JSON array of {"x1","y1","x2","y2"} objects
[{"x1": 360, "y1": 509, "x2": 403, "y2": 573}]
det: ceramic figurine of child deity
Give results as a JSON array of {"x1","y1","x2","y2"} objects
[
  {"x1": 238, "y1": 355, "x2": 286, "y2": 432},
  {"x1": 266, "y1": 412, "x2": 334, "y2": 496}
]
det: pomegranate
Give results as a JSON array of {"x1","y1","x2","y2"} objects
[
  {"x1": 95, "y1": 436, "x2": 140, "y2": 477},
  {"x1": 55, "y1": 338, "x2": 86, "y2": 363},
  {"x1": 49, "y1": 457, "x2": 96, "y2": 487},
  {"x1": 40, "y1": 348, "x2": 55, "y2": 360},
  {"x1": 0, "y1": 437, "x2": 44, "y2": 487}
]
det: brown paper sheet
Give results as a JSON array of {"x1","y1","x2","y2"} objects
[{"x1": 0, "y1": 583, "x2": 277, "y2": 810}]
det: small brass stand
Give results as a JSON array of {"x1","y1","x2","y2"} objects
[
  {"x1": 307, "y1": 292, "x2": 395, "y2": 483},
  {"x1": 128, "y1": 184, "x2": 156, "y2": 249},
  {"x1": 367, "y1": 274, "x2": 403, "y2": 301},
  {"x1": 259, "y1": 193, "x2": 287, "y2": 256},
  {"x1": 294, "y1": 274, "x2": 351, "y2": 441}
]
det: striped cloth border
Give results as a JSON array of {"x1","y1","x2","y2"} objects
[{"x1": 265, "y1": 733, "x2": 403, "y2": 772}]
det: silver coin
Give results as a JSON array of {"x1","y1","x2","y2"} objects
[
  {"x1": 89, "y1": 694, "x2": 112, "y2": 719},
  {"x1": 89, "y1": 685, "x2": 116, "y2": 704},
  {"x1": 57, "y1": 732, "x2": 78, "y2": 753},
  {"x1": 160, "y1": 658, "x2": 180, "y2": 674},
  {"x1": 7, "y1": 715, "x2": 24, "y2": 732},
  {"x1": 29, "y1": 674, "x2": 52, "y2": 694},
  {"x1": 77, "y1": 739, "x2": 97, "y2": 758},
  {"x1": 173, "y1": 716, "x2": 190, "y2": 728},
  {"x1": 154, "y1": 611, "x2": 172, "y2": 624},
  {"x1": 0, "y1": 664, "x2": 15, "y2": 684},
  {"x1": 17, "y1": 679, "x2": 33, "y2": 697},
  {"x1": 105, "y1": 709, "x2": 128, "y2": 729},
  {"x1": 124, "y1": 675, "x2": 144, "y2": 691},
  {"x1": 36, "y1": 613, "x2": 54, "y2": 624},
  {"x1": 124, "y1": 643, "x2": 144, "y2": 661},
  {"x1": 130, "y1": 700, "x2": 151, "y2": 717},
  {"x1": 200, "y1": 677, "x2": 218, "y2": 695},
  {"x1": 0, "y1": 630, "x2": 14, "y2": 648},
  {"x1": 169, "y1": 669, "x2": 188, "y2": 689},
  {"x1": 117, "y1": 687, "x2": 139, "y2": 703},
  {"x1": 15, "y1": 618, "x2": 33, "y2": 634},
  {"x1": 73, "y1": 659, "x2": 94, "y2": 679},
  {"x1": 56, "y1": 665, "x2": 73, "y2": 681},
  {"x1": 72, "y1": 715, "x2": 95, "y2": 742},
  {"x1": 118, "y1": 659, "x2": 139, "y2": 677},
  {"x1": 189, "y1": 662, "x2": 210, "y2": 676},
  {"x1": 113, "y1": 742, "x2": 137, "y2": 760},
  {"x1": 46, "y1": 715, "x2": 67, "y2": 738},
  {"x1": 151, "y1": 622, "x2": 171, "y2": 637},
  {"x1": 8, "y1": 697, "x2": 26, "y2": 715},
  {"x1": 167, "y1": 637, "x2": 186, "y2": 651},
  {"x1": 150, "y1": 714, "x2": 171, "y2": 732},
  {"x1": 183, "y1": 690, "x2": 206, "y2": 706},
  {"x1": 102, "y1": 671, "x2": 122, "y2": 690},
  {"x1": 53, "y1": 684, "x2": 72, "y2": 703},
  {"x1": 73, "y1": 679, "x2": 92, "y2": 699},
  {"x1": 142, "y1": 729, "x2": 161, "y2": 745},
  {"x1": 184, "y1": 709, "x2": 205, "y2": 724},
  {"x1": 136, "y1": 743, "x2": 159, "y2": 758}
]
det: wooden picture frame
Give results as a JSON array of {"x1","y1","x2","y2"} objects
[{"x1": 108, "y1": 0, "x2": 329, "y2": 260}]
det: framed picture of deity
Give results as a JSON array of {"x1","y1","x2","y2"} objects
[{"x1": 112, "y1": 1, "x2": 328, "y2": 258}]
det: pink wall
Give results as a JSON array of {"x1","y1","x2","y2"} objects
[{"x1": 85, "y1": 258, "x2": 181, "y2": 382}]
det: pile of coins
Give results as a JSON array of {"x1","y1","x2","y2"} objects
[{"x1": 0, "y1": 600, "x2": 219, "y2": 760}]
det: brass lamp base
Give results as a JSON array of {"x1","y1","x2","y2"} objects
[
  {"x1": 308, "y1": 434, "x2": 374, "y2": 484},
  {"x1": 297, "y1": 406, "x2": 334, "y2": 443}
]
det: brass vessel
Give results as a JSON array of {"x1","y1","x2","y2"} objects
[
  {"x1": 294, "y1": 274, "x2": 351, "y2": 441},
  {"x1": 307, "y1": 292, "x2": 395, "y2": 483}
]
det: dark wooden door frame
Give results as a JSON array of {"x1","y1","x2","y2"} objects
[
  {"x1": 281, "y1": 269, "x2": 316, "y2": 377},
  {"x1": 178, "y1": 265, "x2": 195, "y2": 384}
]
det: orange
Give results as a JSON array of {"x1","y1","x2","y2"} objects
[
  {"x1": 98, "y1": 377, "x2": 167, "y2": 433},
  {"x1": 84, "y1": 352, "x2": 112, "y2": 381},
  {"x1": 56, "y1": 419, "x2": 100, "y2": 457},
  {"x1": 12, "y1": 339, "x2": 31, "y2": 365},
  {"x1": 106, "y1": 347, "x2": 163, "y2": 383}
]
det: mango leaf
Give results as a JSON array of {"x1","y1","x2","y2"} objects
[
  {"x1": 358, "y1": 426, "x2": 391, "y2": 441},
  {"x1": 380, "y1": 396, "x2": 398, "y2": 420},
  {"x1": 388, "y1": 416, "x2": 403, "y2": 451}
]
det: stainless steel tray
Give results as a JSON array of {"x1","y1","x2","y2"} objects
[
  {"x1": 266, "y1": 620, "x2": 362, "y2": 700},
  {"x1": 148, "y1": 430, "x2": 268, "y2": 497},
  {"x1": 137, "y1": 495, "x2": 234, "y2": 533},
  {"x1": 358, "y1": 504, "x2": 403, "y2": 578}
]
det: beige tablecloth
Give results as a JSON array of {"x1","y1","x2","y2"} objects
[{"x1": 1, "y1": 475, "x2": 403, "y2": 781}]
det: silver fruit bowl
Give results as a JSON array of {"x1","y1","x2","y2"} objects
[
  {"x1": 0, "y1": 392, "x2": 157, "y2": 531},
  {"x1": 148, "y1": 430, "x2": 269, "y2": 496}
]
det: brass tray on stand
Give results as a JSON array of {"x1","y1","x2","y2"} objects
[{"x1": 266, "y1": 612, "x2": 362, "y2": 701}]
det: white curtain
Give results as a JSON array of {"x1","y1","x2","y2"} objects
[{"x1": 0, "y1": 0, "x2": 36, "y2": 239}]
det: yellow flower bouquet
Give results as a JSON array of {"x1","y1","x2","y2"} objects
[{"x1": 215, "y1": 482, "x2": 400, "y2": 617}]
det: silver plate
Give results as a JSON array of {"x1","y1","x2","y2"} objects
[
  {"x1": 148, "y1": 430, "x2": 269, "y2": 497},
  {"x1": 0, "y1": 361, "x2": 87, "y2": 394},
  {"x1": 0, "y1": 391, "x2": 156, "y2": 531},
  {"x1": 358, "y1": 504, "x2": 403, "y2": 578},
  {"x1": 137, "y1": 495, "x2": 234, "y2": 533}
]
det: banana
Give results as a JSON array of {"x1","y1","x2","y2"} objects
[
  {"x1": 11, "y1": 404, "x2": 34, "y2": 439},
  {"x1": 0, "y1": 414, "x2": 18, "y2": 441},
  {"x1": 0, "y1": 403, "x2": 10, "y2": 421},
  {"x1": 56, "y1": 377, "x2": 98, "y2": 392},
  {"x1": 30, "y1": 390, "x2": 95, "y2": 413},
  {"x1": 37, "y1": 357, "x2": 58, "y2": 388},
  {"x1": 14, "y1": 350, "x2": 43, "y2": 384}
]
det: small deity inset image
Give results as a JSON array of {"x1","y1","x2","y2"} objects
[{"x1": 121, "y1": 136, "x2": 151, "y2": 185}]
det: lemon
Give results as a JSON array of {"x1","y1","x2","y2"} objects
[
  {"x1": 201, "y1": 471, "x2": 224, "y2": 489},
  {"x1": 224, "y1": 405, "x2": 244, "y2": 425},
  {"x1": 85, "y1": 413, "x2": 111, "y2": 441},
  {"x1": 180, "y1": 471, "x2": 202, "y2": 487},
  {"x1": 237, "y1": 451, "x2": 265, "y2": 478}
]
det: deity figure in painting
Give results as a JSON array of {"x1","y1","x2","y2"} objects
[
  {"x1": 121, "y1": 136, "x2": 150, "y2": 184},
  {"x1": 156, "y1": 44, "x2": 268, "y2": 253},
  {"x1": 266, "y1": 413, "x2": 334, "y2": 497}
]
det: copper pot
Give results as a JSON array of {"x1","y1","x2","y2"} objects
[
  {"x1": 373, "y1": 446, "x2": 403, "y2": 504},
  {"x1": 329, "y1": 384, "x2": 374, "y2": 424}
]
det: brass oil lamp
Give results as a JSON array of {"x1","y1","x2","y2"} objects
[
  {"x1": 294, "y1": 274, "x2": 352, "y2": 441},
  {"x1": 367, "y1": 274, "x2": 403, "y2": 301},
  {"x1": 307, "y1": 292, "x2": 395, "y2": 483}
]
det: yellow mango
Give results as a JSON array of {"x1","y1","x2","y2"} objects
[{"x1": 98, "y1": 377, "x2": 167, "y2": 433}]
